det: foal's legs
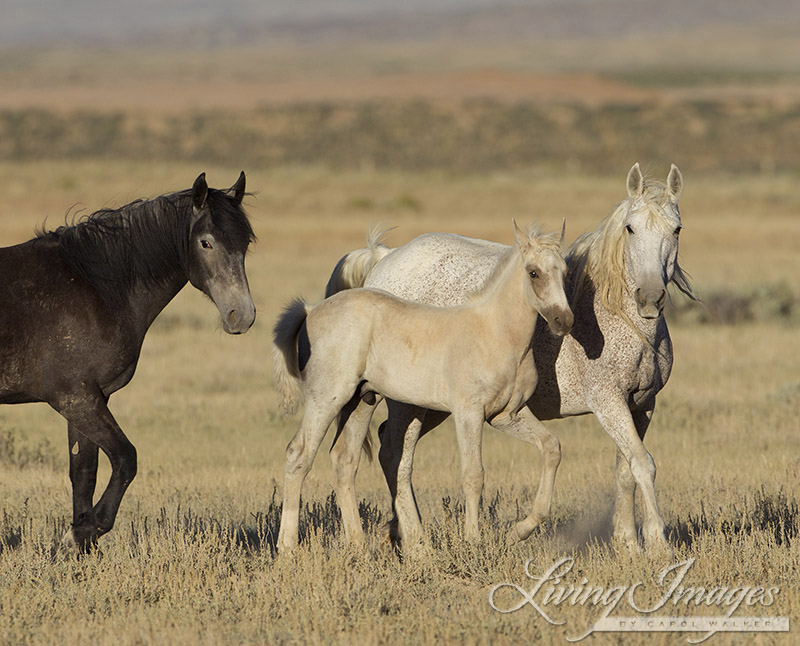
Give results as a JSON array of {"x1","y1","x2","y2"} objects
[
  {"x1": 278, "y1": 390, "x2": 353, "y2": 552},
  {"x1": 489, "y1": 407, "x2": 561, "y2": 541},
  {"x1": 58, "y1": 393, "x2": 137, "y2": 551},
  {"x1": 612, "y1": 401, "x2": 654, "y2": 550},
  {"x1": 329, "y1": 395, "x2": 380, "y2": 545},
  {"x1": 592, "y1": 395, "x2": 668, "y2": 551},
  {"x1": 453, "y1": 409, "x2": 486, "y2": 541}
]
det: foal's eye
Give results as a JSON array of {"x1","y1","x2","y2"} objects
[
  {"x1": 625, "y1": 225, "x2": 634, "y2": 234},
  {"x1": 200, "y1": 240, "x2": 213, "y2": 250},
  {"x1": 529, "y1": 270, "x2": 538, "y2": 279}
]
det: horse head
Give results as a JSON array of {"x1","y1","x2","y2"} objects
[
  {"x1": 513, "y1": 220, "x2": 573, "y2": 336},
  {"x1": 187, "y1": 172, "x2": 257, "y2": 334},
  {"x1": 622, "y1": 163, "x2": 684, "y2": 319}
]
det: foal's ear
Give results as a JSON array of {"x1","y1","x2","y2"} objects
[
  {"x1": 192, "y1": 173, "x2": 208, "y2": 211},
  {"x1": 667, "y1": 164, "x2": 683, "y2": 202},
  {"x1": 512, "y1": 219, "x2": 530, "y2": 251},
  {"x1": 227, "y1": 171, "x2": 246, "y2": 205},
  {"x1": 626, "y1": 163, "x2": 644, "y2": 198}
]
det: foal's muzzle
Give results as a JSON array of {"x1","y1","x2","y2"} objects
[{"x1": 543, "y1": 307, "x2": 574, "y2": 337}]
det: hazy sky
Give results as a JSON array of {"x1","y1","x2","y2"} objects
[{"x1": 1, "y1": 0, "x2": 796, "y2": 48}]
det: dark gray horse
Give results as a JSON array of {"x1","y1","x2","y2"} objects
[{"x1": 0, "y1": 173, "x2": 256, "y2": 551}]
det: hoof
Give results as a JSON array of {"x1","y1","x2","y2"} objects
[
  {"x1": 612, "y1": 534, "x2": 642, "y2": 555},
  {"x1": 381, "y1": 517, "x2": 400, "y2": 547},
  {"x1": 60, "y1": 525, "x2": 99, "y2": 554},
  {"x1": 60, "y1": 527, "x2": 81, "y2": 553},
  {"x1": 646, "y1": 539, "x2": 674, "y2": 560}
]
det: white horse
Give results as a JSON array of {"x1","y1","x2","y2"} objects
[
  {"x1": 272, "y1": 223, "x2": 573, "y2": 551},
  {"x1": 326, "y1": 163, "x2": 696, "y2": 551}
]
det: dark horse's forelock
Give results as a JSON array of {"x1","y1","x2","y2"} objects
[
  {"x1": 38, "y1": 188, "x2": 254, "y2": 306},
  {"x1": 205, "y1": 189, "x2": 257, "y2": 251}
]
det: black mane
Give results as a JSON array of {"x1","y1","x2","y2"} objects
[{"x1": 38, "y1": 188, "x2": 254, "y2": 305}]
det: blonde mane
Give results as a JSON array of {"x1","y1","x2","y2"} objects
[
  {"x1": 566, "y1": 181, "x2": 697, "y2": 335},
  {"x1": 466, "y1": 224, "x2": 562, "y2": 304}
]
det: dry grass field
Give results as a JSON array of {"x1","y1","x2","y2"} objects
[
  {"x1": 0, "y1": 159, "x2": 798, "y2": 645},
  {"x1": 1, "y1": 2, "x2": 799, "y2": 642}
]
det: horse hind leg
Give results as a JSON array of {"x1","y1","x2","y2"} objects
[
  {"x1": 329, "y1": 392, "x2": 381, "y2": 546},
  {"x1": 277, "y1": 384, "x2": 356, "y2": 553},
  {"x1": 388, "y1": 404, "x2": 428, "y2": 549},
  {"x1": 489, "y1": 407, "x2": 561, "y2": 542},
  {"x1": 379, "y1": 404, "x2": 449, "y2": 546}
]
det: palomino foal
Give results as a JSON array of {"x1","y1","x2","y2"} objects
[{"x1": 272, "y1": 223, "x2": 572, "y2": 551}]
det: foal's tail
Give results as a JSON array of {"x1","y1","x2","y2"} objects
[
  {"x1": 325, "y1": 225, "x2": 394, "y2": 297},
  {"x1": 271, "y1": 298, "x2": 309, "y2": 415}
]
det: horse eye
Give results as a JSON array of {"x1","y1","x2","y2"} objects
[
  {"x1": 529, "y1": 270, "x2": 538, "y2": 279},
  {"x1": 626, "y1": 225, "x2": 634, "y2": 234},
  {"x1": 200, "y1": 240, "x2": 213, "y2": 250}
]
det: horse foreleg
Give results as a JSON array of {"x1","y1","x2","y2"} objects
[
  {"x1": 593, "y1": 396, "x2": 668, "y2": 553},
  {"x1": 277, "y1": 402, "x2": 341, "y2": 553},
  {"x1": 453, "y1": 409, "x2": 485, "y2": 542},
  {"x1": 612, "y1": 403, "x2": 654, "y2": 551},
  {"x1": 58, "y1": 396, "x2": 137, "y2": 551},
  {"x1": 490, "y1": 407, "x2": 561, "y2": 541},
  {"x1": 329, "y1": 394, "x2": 380, "y2": 546},
  {"x1": 66, "y1": 423, "x2": 99, "y2": 546}
]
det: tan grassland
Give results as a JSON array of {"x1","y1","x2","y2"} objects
[{"x1": 0, "y1": 159, "x2": 798, "y2": 645}]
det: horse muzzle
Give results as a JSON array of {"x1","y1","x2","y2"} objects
[
  {"x1": 543, "y1": 306, "x2": 574, "y2": 337},
  {"x1": 221, "y1": 302, "x2": 256, "y2": 334},
  {"x1": 635, "y1": 286, "x2": 667, "y2": 319}
]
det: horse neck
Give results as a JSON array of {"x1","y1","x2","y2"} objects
[
  {"x1": 125, "y1": 271, "x2": 188, "y2": 337},
  {"x1": 575, "y1": 256, "x2": 663, "y2": 345},
  {"x1": 477, "y1": 251, "x2": 537, "y2": 345},
  {"x1": 118, "y1": 196, "x2": 192, "y2": 335}
]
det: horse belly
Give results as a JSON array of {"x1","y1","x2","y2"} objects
[{"x1": 363, "y1": 354, "x2": 450, "y2": 412}]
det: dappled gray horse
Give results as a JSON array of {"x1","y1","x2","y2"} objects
[{"x1": 326, "y1": 163, "x2": 695, "y2": 551}]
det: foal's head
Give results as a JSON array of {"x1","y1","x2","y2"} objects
[
  {"x1": 513, "y1": 221, "x2": 573, "y2": 336},
  {"x1": 187, "y1": 172, "x2": 257, "y2": 334}
]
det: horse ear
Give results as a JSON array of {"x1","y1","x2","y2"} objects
[
  {"x1": 228, "y1": 171, "x2": 246, "y2": 204},
  {"x1": 560, "y1": 218, "x2": 566, "y2": 252},
  {"x1": 192, "y1": 173, "x2": 208, "y2": 211},
  {"x1": 667, "y1": 164, "x2": 683, "y2": 202},
  {"x1": 512, "y1": 219, "x2": 530, "y2": 251},
  {"x1": 626, "y1": 163, "x2": 644, "y2": 198}
]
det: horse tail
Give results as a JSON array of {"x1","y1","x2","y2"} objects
[
  {"x1": 325, "y1": 225, "x2": 394, "y2": 297},
  {"x1": 271, "y1": 298, "x2": 310, "y2": 415}
]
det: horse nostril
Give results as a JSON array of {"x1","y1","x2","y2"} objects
[{"x1": 228, "y1": 309, "x2": 238, "y2": 324}]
